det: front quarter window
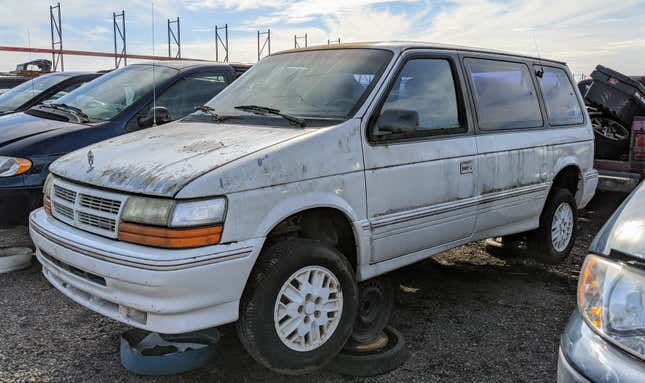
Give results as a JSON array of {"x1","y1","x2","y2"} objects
[{"x1": 205, "y1": 49, "x2": 392, "y2": 120}]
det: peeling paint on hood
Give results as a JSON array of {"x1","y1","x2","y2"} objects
[{"x1": 50, "y1": 121, "x2": 311, "y2": 197}]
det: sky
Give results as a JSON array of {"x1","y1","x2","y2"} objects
[{"x1": 1, "y1": 0, "x2": 644, "y2": 78}]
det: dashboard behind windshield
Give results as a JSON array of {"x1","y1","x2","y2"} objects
[
  {"x1": 54, "y1": 65, "x2": 177, "y2": 121},
  {"x1": 205, "y1": 49, "x2": 393, "y2": 120}
]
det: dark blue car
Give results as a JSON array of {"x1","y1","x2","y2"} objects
[
  {"x1": 0, "y1": 61, "x2": 250, "y2": 226},
  {"x1": 0, "y1": 71, "x2": 101, "y2": 115}
]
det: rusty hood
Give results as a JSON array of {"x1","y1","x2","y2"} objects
[{"x1": 49, "y1": 121, "x2": 311, "y2": 197}]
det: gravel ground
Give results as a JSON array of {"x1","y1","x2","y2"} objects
[{"x1": 0, "y1": 192, "x2": 625, "y2": 383}]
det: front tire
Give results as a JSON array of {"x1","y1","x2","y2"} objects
[
  {"x1": 528, "y1": 188, "x2": 577, "y2": 263},
  {"x1": 237, "y1": 239, "x2": 358, "y2": 375}
]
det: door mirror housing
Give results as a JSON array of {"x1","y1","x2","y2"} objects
[
  {"x1": 137, "y1": 106, "x2": 172, "y2": 128},
  {"x1": 372, "y1": 109, "x2": 419, "y2": 137}
]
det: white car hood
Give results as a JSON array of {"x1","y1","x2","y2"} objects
[{"x1": 50, "y1": 121, "x2": 310, "y2": 197}]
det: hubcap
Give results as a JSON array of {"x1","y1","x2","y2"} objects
[
  {"x1": 551, "y1": 202, "x2": 574, "y2": 253},
  {"x1": 274, "y1": 266, "x2": 343, "y2": 352}
]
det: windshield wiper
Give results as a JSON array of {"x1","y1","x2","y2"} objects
[
  {"x1": 234, "y1": 105, "x2": 306, "y2": 128},
  {"x1": 193, "y1": 105, "x2": 231, "y2": 122},
  {"x1": 41, "y1": 103, "x2": 90, "y2": 123}
]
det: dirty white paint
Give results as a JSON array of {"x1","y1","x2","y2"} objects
[{"x1": 33, "y1": 42, "x2": 599, "y2": 334}]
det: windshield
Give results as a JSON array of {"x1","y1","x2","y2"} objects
[
  {"x1": 205, "y1": 49, "x2": 392, "y2": 119},
  {"x1": 53, "y1": 64, "x2": 177, "y2": 121},
  {"x1": 0, "y1": 73, "x2": 70, "y2": 111}
]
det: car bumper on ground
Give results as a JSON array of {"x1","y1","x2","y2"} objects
[
  {"x1": 558, "y1": 310, "x2": 645, "y2": 383},
  {"x1": 596, "y1": 169, "x2": 641, "y2": 193},
  {"x1": 29, "y1": 208, "x2": 264, "y2": 334}
]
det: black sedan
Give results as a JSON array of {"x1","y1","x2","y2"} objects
[{"x1": 0, "y1": 60, "x2": 250, "y2": 226}]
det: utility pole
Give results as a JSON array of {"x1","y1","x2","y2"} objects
[
  {"x1": 328, "y1": 38, "x2": 341, "y2": 45},
  {"x1": 257, "y1": 29, "x2": 271, "y2": 62},
  {"x1": 113, "y1": 10, "x2": 126, "y2": 68},
  {"x1": 167, "y1": 17, "x2": 181, "y2": 59},
  {"x1": 49, "y1": 2, "x2": 63, "y2": 71},
  {"x1": 215, "y1": 24, "x2": 229, "y2": 62},
  {"x1": 294, "y1": 33, "x2": 307, "y2": 49}
]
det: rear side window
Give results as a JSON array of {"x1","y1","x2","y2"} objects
[
  {"x1": 371, "y1": 58, "x2": 463, "y2": 140},
  {"x1": 465, "y1": 58, "x2": 543, "y2": 130},
  {"x1": 535, "y1": 66, "x2": 584, "y2": 126}
]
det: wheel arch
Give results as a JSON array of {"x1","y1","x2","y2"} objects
[
  {"x1": 550, "y1": 159, "x2": 583, "y2": 207},
  {"x1": 254, "y1": 192, "x2": 363, "y2": 272}
]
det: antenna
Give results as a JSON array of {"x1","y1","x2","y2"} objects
[
  {"x1": 152, "y1": 2, "x2": 157, "y2": 126},
  {"x1": 328, "y1": 38, "x2": 341, "y2": 45},
  {"x1": 49, "y1": 2, "x2": 64, "y2": 71},
  {"x1": 215, "y1": 24, "x2": 228, "y2": 62},
  {"x1": 257, "y1": 29, "x2": 271, "y2": 62},
  {"x1": 167, "y1": 17, "x2": 181, "y2": 59},
  {"x1": 533, "y1": 34, "x2": 544, "y2": 78},
  {"x1": 113, "y1": 10, "x2": 127, "y2": 68},
  {"x1": 27, "y1": 29, "x2": 34, "y2": 94},
  {"x1": 294, "y1": 33, "x2": 307, "y2": 49}
]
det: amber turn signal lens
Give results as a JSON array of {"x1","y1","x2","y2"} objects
[
  {"x1": 118, "y1": 222, "x2": 223, "y2": 248},
  {"x1": 43, "y1": 196, "x2": 52, "y2": 215}
]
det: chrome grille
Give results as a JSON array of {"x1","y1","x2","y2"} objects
[
  {"x1": 54, "y1": 204, "x2": 74, "y2": 220},
  {"x1": 79, "y1": 195, "x2": 120, "y2": 214},
  {"x1": 54, "y1": 185, "x2": 77, "y2": 203},
  {"x1": 50, "y1": 178, "x2": 126, "y2": 238},
  {"x1": 78, "y1": 211, "x2": 116, "y2": 232}
]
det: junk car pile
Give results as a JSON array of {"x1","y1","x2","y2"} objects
[{"x1": 580, "y1": 65, "x2": 645, "y2": 192}]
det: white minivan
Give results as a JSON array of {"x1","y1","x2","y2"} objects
[{"x1": 30, "y1": 42, "x2": 598, "y2": 374}]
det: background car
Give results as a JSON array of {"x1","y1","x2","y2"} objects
[
  {"x1": 558, "y1": 181, "x2": 645, "y2": 382},
  {"x1": 0, "y1": 60, "x2": 250, "y2": 227},
  {"x1": 0, "y1": 72, "x2": 101, "y2": 116},
  {"x1": 0, "y1": 76, "x2": 30, "y2": 95}
]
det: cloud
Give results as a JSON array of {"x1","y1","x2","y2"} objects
[{"x1": 1, "y1": 0, "x2": 644, "y2": 77}]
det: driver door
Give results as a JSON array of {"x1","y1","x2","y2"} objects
[{"x1": 362, "y1": 51, "x2": 478, "y2": 263}]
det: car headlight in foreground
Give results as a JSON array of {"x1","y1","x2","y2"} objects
[
  {"x1": 0, "y1": 156, "x2": 31, "y2": 177},
  {"x1": 118, "y1": 196, "x2": 227, "y2": 249},
  {"x1": 578, "y1": 254, "x2": 645, "y2": 359}
]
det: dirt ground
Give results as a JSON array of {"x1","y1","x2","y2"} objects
[{"x1": 0, "y1": 192, "x2": 626, "y2": 383}]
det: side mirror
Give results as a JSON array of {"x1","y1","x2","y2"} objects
[
  {"x1": 137, "y1": 106, "x2": 172, "y2": 128},
  {"x1": 372, "y1": 109, "x2": 419, "y2": 136}
]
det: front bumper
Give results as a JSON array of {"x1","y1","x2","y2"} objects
[
  {"x1": 29, "y1": 208, "x2": 264, "y2": 334},
  {"x1": 558, "y1": 310, "x2": 645, "y2": 383},
  {"x1": 0, "y1": 187, "x2": 42, "y2": 227}
]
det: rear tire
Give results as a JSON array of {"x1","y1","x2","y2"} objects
[
  {"x1": 528, "y1": 188, "x2": 577, "y2": 263},
  {"x1": 237, "y1": 239, "x2": 358, "y2": 375}
]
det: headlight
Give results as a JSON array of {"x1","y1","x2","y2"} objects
[
  {"x1": 43, "y1": 174, "x2": 54, "y2": 214},
  {"x1": 119, "y1": 196, "x2": 226, "y2": 248},
  {"x1": 170, "y1": 199, "x2": 227, "y2": 227},
  {"x1": 43, "y1": 174, "x2": 54, "y2": 198},
  {"x1": 0, "y1": 156, "x2": 32, "y2": 177},
  {"x1": 121, "y1": 196, "x2": 174, "y2": 226},
  {"x1": 578, "y1": 254, "x2": 645, "y2": 359}
]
